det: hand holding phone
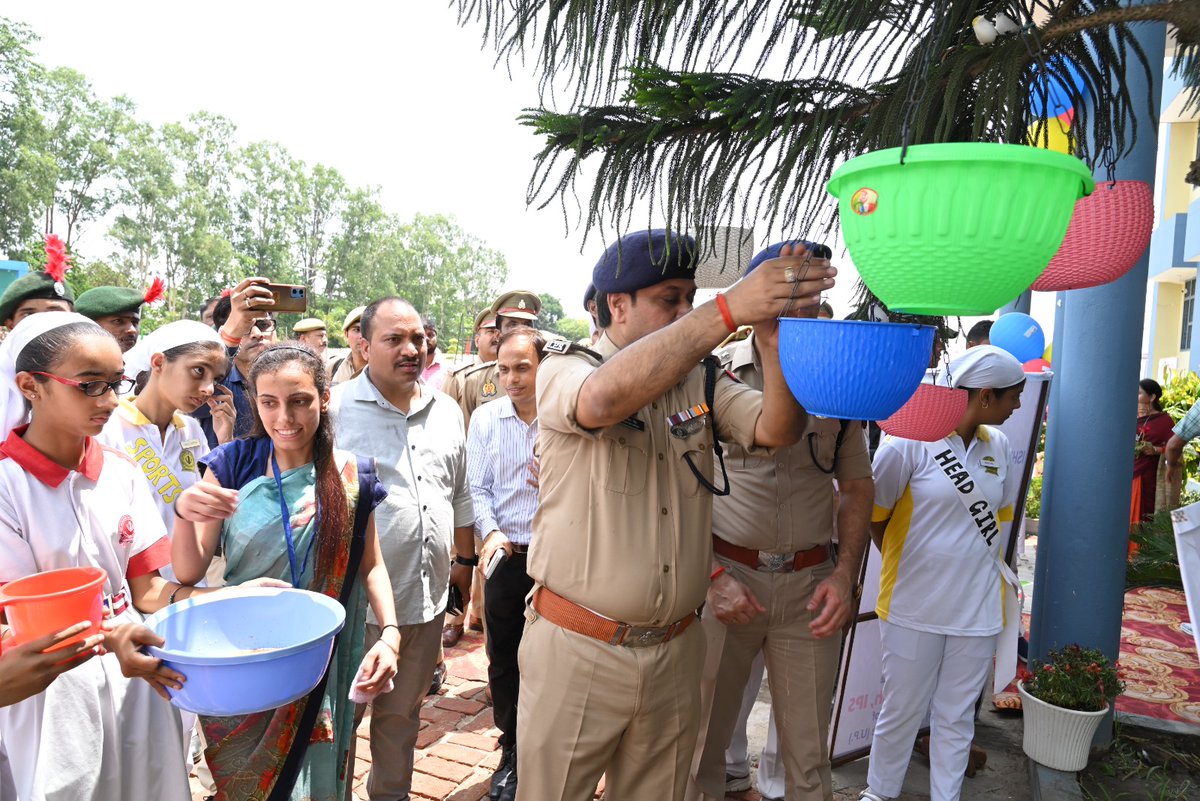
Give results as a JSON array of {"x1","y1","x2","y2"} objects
[
  {"x1": 485, "y1": 549, "x2": 508, "y2": 579},
  {"x1": 445, "y1": 584, "x2": 464, "y2": 618}
]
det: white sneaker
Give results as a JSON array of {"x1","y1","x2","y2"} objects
[
  {"x1": 725, "y1": 772, "x2": 752, "y2": 793},
  {"x1": 859, "y1": 790, "x2": 893, "y2": 801}
]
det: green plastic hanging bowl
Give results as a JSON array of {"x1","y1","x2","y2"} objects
[{"x1": 826, "y1": 143, "x2": 1094, "y2": 315}]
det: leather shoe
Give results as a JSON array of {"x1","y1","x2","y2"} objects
[
  {"x1": 427, "y1": 661, "x2": 445, "y2": 696},
  {"x1": 490, "y1": 748, "x2": 516, "y2": 801},
  {"x1": 468, "y1": 616, "x2": 484, "y2": 633},
  {"x1": 442, "y1": 623, "x2": 464, "y2": 647}
]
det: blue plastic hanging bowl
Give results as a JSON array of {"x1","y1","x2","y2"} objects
[{"x1": 778, "y1": 319, "x2": 935, "y2": 420}]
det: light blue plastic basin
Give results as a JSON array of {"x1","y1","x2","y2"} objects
[{"x1": 144, "y1": 587, "x2": 346, "y2": 716}]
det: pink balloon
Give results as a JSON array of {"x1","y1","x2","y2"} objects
[{"x1": 1024, "y1": 358, "x2": 1052, "y2": 373}]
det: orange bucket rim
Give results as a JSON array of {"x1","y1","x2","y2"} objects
[{"x1": 0, "y1": 566, "x2": 107, "y2": 605}]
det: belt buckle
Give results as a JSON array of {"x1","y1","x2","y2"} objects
[
  {"x1": 615, "y1": 624, "x2": 669, "y2": 648},
  {"x1": 757, "y1": 551, "x2": 796, "y2": 573}
]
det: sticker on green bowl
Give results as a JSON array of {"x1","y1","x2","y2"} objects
[{"x1": 851, "y1": 187, "x2": 878, "y2": 216}]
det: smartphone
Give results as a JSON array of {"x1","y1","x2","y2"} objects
[
  {"x1": 249, "y1": 283, "x2": 307, "y2": 313},
  {"x1": 484, "y1": 549, "x2": 508, "y2": 579},
  {"x1": 445, "y1": 583, "x2": 464, "y2": 617}
]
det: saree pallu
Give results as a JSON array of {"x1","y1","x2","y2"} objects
[{"x1": 201, "y1": 447, "x2": 367, "y2": 801}]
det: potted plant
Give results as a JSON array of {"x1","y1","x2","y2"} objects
[
  {"x1": 1024, "y1": 474, "x2": 1042, "y2": 534},
  {"x1": 1018, "y1": 645, "x2": 1124, "y2": 771}
]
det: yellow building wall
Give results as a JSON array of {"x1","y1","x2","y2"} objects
[
  {"x1": 1153, "y1": 281, "x2": 1186, "y2": 378},
  {"x1": 1163, "y1": 120, "x2": 1197, "y2": 219}
]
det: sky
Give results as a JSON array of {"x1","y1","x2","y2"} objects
[{"x1": 7, "y1": 1, "x2": 1059, "y2": 349}]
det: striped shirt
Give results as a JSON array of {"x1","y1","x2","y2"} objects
[{"x1": 466, "y1": 396, "x2": 538, "y2": 545}]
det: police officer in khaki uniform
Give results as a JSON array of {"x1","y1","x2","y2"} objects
[
  {"x1": 443, "y1": 307, "x2": 500, "y2": 407},
  {"x1": 686, "y1": 244, "x2": 874, "y2": 801},
  {"x1": 516, "y1": 230, "x2": 836, "y2": 801},
  {"x1": 457, "y1": 291, "x2": 542, "y2": 427}
]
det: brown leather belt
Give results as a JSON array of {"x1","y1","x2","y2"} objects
[
  {"x1": 712, "y1": 535, "x2": 830, "y2": 573},
  {"x1": 509, "y1": 543, "x2": 530, "y2": 554},
  {"x1": 532, "y1": 587, "x2": 696, "y2": 648}
]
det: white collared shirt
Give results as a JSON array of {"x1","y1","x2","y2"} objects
[
  {"x1": 329, "y1": 369, "x2": 474, "y2": 625},
  {"x1": 871, "y1": 426, "x2": 1017, "y2": 636},
  {"x1": 466, "y1": 396, "x2": 538, "y2": 545}
]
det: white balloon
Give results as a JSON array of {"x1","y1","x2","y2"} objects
[{"x1": 972, "y1": 16, "x2": 998, "y2": 45}]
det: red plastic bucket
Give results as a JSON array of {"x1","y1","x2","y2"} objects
[{"x1": 0, "y1": 566, "x2": 106, "y2": 649}]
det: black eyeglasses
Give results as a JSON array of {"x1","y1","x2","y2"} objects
[
  {"x1": 252, "y1": 318, "x2": 277, "y2": 332},
  {"x1": 31, "y1": 372, "x2": 135, "y2": 397}
]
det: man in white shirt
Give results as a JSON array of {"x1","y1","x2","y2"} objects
[
  {"x1": 330, "y1": 297, "x2": 477, "y2": 801},
  {"x1": 467, "y1": 326, "x2": 545, "y2": 801}
]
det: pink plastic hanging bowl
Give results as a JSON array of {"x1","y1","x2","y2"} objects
[
  {"x1": 1031, "y1": 180, "x2": 1153, "y2": 291},
  {"x1": 879, "y1": 383, "x2": 968, "y2": 442}
]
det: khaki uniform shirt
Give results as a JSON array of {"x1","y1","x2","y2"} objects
[
  {"x1": 441, "y1": 359, "x2": 477, "y2": 405},
  {"x1": 330, "y1": 352, "x2": 364, "y2": 386},
  {"x1": 529, "y1": 332, "x2": 764, "y2": 626},
  {"x1": 713, "y1": 334, "x2": 872, "y2": 552},
  {"x1": 457, "y1": 361, "x2": 505, "y2": 428}
]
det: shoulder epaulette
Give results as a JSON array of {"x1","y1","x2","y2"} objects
[
  {"x1": 448, "y1": 362, "x2": 475, "y2": 377},
  {"x1": 543, "y1": 339, "x2": 603, "y2": 363},
  {"x1": 462, "y1": 360, "x2": 497, "y2": 377}
]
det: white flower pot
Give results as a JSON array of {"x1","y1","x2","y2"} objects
[{"x1": 1018, "y1": 681, "x2": 1109, "y2": 771}]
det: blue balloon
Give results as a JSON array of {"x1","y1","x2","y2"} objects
[
  {"x1": 1028, "y1": 58, "x2": 1085, "y2": 118},
  {"x1": 990, "y1": 313, "x2": 1046, "y2": 364}
]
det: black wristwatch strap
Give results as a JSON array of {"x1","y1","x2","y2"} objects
[{"x1": 454, "y1": 554, "x2": 479, "y2": 567}]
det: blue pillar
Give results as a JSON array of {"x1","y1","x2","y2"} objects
[{"x1": 1030, "y1": 20, "x2": 1166, "y2": 745}]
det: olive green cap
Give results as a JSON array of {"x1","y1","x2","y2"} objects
[{"x1": 0, "y1": 271, "x2": 75, "y2": 324}]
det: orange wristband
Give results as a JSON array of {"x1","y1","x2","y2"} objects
[
  {"x1": 715, "y1": 292, "x2": 736, "y2": 333},
  {"x1": 710, "y1": 565, "x2": 727, "y2": 581}
]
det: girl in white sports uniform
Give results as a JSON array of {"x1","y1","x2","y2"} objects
[
  {"x1": 861, "y1": 346, "x2": 1025, "y2": 801},
  {"x1": 0, "y1": 313, "x2": 278, "y2": 801},
  {"x1": 97, "y1": 320, "x2": 235, "y2": 582}
]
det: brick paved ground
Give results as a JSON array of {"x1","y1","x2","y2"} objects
[{"x1": 189, "y1": 624, "x2": 1026, "y2": 800}]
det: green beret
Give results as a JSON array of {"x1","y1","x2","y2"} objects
[
  {"x1": 75, "y1": 286, "x2": 147, "y2": 320},
  {"x1": 0, "y1": 271, "x2": 75, "y2": 324}
]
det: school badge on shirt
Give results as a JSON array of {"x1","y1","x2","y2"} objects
[
  {"x1": 117, "y1": 514, "x2": 135, "y2": 546},
  {"x1": 980, "y1": 455, "x2": 1001, "y2": 476},
  {"x1": 180, "y1": 439, "x2": 201, "y2": 472}
]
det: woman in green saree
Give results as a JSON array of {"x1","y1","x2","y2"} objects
[{"x1": 172, "y1": 343, "x2": 400, "y2": 801}]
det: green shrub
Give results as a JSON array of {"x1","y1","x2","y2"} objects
[{"x1": 1025, "y1": 474, "x2": 1042, "y2": 520}]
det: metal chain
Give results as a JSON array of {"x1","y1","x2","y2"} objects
[{"x1": 898, "y1": 0, "x2": 954, "y2": 164}]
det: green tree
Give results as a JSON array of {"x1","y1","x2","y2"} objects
[
  {"x1": 456, "y1": 1, "x2": 1200, "y2": 237},
  {"x1": 555, "y1": 316, "x2": 591, "y2": 342},
  {"x1": 536, "y1": 293, "x2": 564, "y2": 332},
  {"x1": 293, "y1": 163, "x2": 347, "y2": 293},
  {"x1": 232, "y1": 140, "x2": 301, "y2": 278},
  {"x1": 0, "y1": 18, "x2": 53, "y2": 259},
  {"x1": 39, "y1": 68, "x2": 133, "y2": 248}
]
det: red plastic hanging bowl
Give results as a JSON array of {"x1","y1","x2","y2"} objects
[
  {"x1": 1031, "y1": 180, "x2": 1153, "y2": 292},
  {"x1": 879, "y1": 383, "x2": 968, "y2": 442}
]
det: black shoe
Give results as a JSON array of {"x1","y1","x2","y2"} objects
[
  {"x1": 427, "y1": 661, "x2": 445, "y2": 696},
  {"x1": 490, "y1": 748, "x2": 516, "y2": 801}
]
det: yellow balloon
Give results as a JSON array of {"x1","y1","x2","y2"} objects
[
  {"x1": 1043, "y1": 343, "x2": 1053, "y2": 363},
  {"x1": 1026, "y1": 118, "x2": 1072, "y2": 154}
]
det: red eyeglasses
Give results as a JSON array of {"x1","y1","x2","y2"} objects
[{"x1": 30, "y1": 372, "x2": 136, "y2": 398}]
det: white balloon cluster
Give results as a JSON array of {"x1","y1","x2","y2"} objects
[{"x1": 971, "y1": 12, "x2": 1020, "y2": 45}]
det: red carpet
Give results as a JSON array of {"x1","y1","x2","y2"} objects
[{"x1": 1115, "y1": 587, "x2": 1200, "y2": 726}]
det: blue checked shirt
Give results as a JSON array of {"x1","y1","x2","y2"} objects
[
  {"x1": 466, "y1": 396, "x2": 539, "y2": 545},
  {"x1": 1174, "y1": 399, "x2": 1200, "y2": 442}
]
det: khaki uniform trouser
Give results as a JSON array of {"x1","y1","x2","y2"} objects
[
  {"x1": 515, "y1": 609, "x2": 705, "y2": 801},
  {"x1": 686, "y1": 557, "x2": 842, "y2": 801},
  {"x1": 356, "y1": 615, "x2": 444, "y2": 801}
]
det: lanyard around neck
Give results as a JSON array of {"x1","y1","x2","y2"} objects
[{"x1": 271, "y1": 446, "x2": 316, "y2": 588}]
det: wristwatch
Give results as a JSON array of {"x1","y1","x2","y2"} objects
[{"x1": 454, "y1": 554, "x2": 480, "y2": 567}]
